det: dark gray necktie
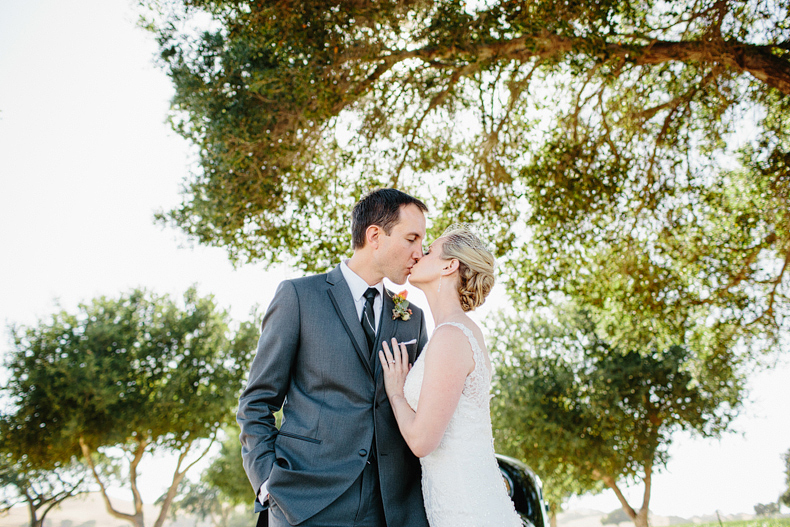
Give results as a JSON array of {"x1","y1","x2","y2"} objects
[{"x1": 361, "y1": 287, "x2": 378, "y2": 354}]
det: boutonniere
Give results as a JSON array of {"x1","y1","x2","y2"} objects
[{"x1": 391, "y1": 290, "x2": 413, "y2": 321}]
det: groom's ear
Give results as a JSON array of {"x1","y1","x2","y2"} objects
[{"x1": 365, "y1": 225, "x2": 381, "y2": 249}]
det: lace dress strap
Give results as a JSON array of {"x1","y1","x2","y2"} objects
[
  {"x1": 434, "y1": 322, "x2": 481, "y2": 353},
  {"x1": 433, "y1": 322, "x2": 491, "y2": 385}
]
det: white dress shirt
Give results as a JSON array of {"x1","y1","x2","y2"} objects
[{"x1": 340, "y1": 259, "x2": 384, "y2": 333}]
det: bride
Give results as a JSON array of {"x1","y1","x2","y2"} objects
[{"x1": 378, "y1": 224, "x2": 523, "y2": 527}]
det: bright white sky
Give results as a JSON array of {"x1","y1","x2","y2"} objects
[{"x1": 0, "y1": 0, "x2": 788, "y2": 521}]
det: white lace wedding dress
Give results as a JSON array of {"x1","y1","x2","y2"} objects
[{"x1": 403, "y1": 322, "x2": 523, "y2": 527}]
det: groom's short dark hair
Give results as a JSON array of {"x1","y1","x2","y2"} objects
[{"x1": 352, "y1": 189, "x2": 428, "y2": 249}]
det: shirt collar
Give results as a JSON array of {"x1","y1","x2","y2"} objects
[{"x1": 341, "y1": 260, "x2": 384, "y2": 302}]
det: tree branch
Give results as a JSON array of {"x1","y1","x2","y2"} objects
[
  {"x1": 333, "y1": 57, "x2": 401, "y2": 115},
  {"x1": 639, "y1": 461, "x2": 653, "y2": 523},
  {"x1": 570, "y1": 62, "x2": 602, "y2": 141},
  {"x1": 381, "y1": 35, "x2": 790, "y2": 95},
  {"x1": 620, "y1": 40, "x2": 790, "y2": 95},
  {"x1": 478, "y1": 61, "x2": 541, "y2": 182},
  {"x1": 691, "y1": 232, "x2": 780, "y2": 310},
  {"x1": 392, "y1": 63, "x2": 476, "y2": 185},
  {"x1": 153, "y1": 437, "x2": 216, "y2": 527},
  {"x1": 596, "y1": 471, "x2": 638, "y2": 520},
  {"x1": 749, "y1": 243, "x2": 790, "y2": 326},
  {"x1": 39, "y1": 476, "x2": 87, "y2": 522},
  {"x1": 79, "y1": 437, "x2": 139, "y2": 524},
  {"x1": 725, "y1": 232, "x2": 779, "y2": 291},
  {"x1": 128, "y1": 437, "x2": 148, "y2": 518},
  {"x1": 639, "y1": 65, "x2": 720, "y2": 123}
]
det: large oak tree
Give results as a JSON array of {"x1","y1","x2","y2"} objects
[{"x1": 145, "y1": 0, "x2": 789, "y2": 364}]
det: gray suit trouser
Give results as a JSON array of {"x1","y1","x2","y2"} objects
[{"x1": 268, "y1": 458, "x2": 386, "y2": 527}]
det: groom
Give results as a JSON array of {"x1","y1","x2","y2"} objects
[{"x1": 238, "y1": 189, "x2": 431, "y2": 527}]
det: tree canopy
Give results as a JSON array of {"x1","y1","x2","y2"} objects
[
  {"x1": 1, "y1": 288, "x2": 259, "y2": 527},
  {"x1": 145, "y1": 0, "x2": 790, "y2": 364},
  {"x1": 490, "y1": 306, "x2": 742, "y2": 527}
]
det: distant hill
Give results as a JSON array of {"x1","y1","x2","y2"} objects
[
  {"x1": 557, "y1": 508, "x2": 607, "y2": 527},
  {"x1": 3, "y1": 497, "x2": 770, "y2": 527},
  {"x1": 1, "y1": 492, "x2": 208, "y2": 527},
  {"x1": 556, "y1": 508, "x2": 759, "y2": 527}
]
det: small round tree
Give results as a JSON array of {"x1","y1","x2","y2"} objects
[
  {"x1": 1, "y1": 288, "x2": 259, "y2": 527},
  {"x1": 781, "y1": 448, "x2": 790, "y2": 509},
  {"x1": 491, "y1": 306, "x2": 743, "y2": 527}
]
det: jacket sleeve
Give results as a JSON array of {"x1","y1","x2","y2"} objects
[{"x1": 237, "y1": 280, "x2": 300, "y2": 494}]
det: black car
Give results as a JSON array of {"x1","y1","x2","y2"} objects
[{"x1": 496, "y1": 454, "x2": 550, "y2": 527}]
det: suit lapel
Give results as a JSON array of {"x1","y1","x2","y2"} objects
[{"x1": 326, "y1": 266, "x2": 373, "y2": 378}]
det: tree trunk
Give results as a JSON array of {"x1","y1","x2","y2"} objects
[
  {"x1": 218, "y1": 504, "x2": 232, "y2": 527},
  {"x1": 79, "y1": 436, "x2": 146, "y2": 527},
  {"x1": 26, "y1": 497, "x2": 42, "y2": 527},
  {"x1": 599, "y1": 473, "x2": 644, "y2": 526},
  {"x1": 548, "y1": 501, "x2": 559, "y2": 527},
  {"x1": 25, "y1": 494, "x2": 36, "y2": 527},
  {"x1": 596, "y1": 464, "x2": 654, "y2": 527},
  {"x1": 152, "y1": 438, "x2": 215, "y2": 527},
  {"x1": 152, "y1": 464, "x2": 187, "y2": 527},
  {"x1": 634, "y1": 461, "x2": 654, "y2": 527}
]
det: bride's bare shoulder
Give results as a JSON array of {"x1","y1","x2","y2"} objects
[
  {"x1": 428, "y1": 322, "x2": 476, "y2": 356},
  {"x1": 431, "y1": 322, "x2": 469, "y2": 341}
]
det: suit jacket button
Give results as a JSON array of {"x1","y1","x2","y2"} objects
[{"x1": 358, "y1": 449, "x2": 367, "y2": 457}]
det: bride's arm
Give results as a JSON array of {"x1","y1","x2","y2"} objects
[{"x1": 379, "y1": 326, "x2": 475, "y2": 458}]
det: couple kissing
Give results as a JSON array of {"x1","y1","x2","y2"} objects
[{"x1": 237, "y1": 188, "x2": 522, "y2": 527}]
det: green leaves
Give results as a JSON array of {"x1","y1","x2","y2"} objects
[
  {"x1": 142, "y1": 1, "x2": 790, "y2": 349},
  {"x1": 203, "y1": 424, "x2": 250, "y2": 506},
  {"x1": 141, "y1": 0, "x2": 790, "y2": 410},
  {"x1": 0, "y1": 446, "x2": 88, "y2": 522},
  {"x1": 781, "y1": 448, "x2": 790, "y2": 508},
  {"x1": 1, "y1": 287, "x2": 259, "y2": 466},
  {"x1": 490, "y1": 305, "x2": 743, "y2": 512}
]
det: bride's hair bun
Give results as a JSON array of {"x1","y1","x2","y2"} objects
[{"x1": 439, "y1": 224, "x2": 496, "y2": 312}]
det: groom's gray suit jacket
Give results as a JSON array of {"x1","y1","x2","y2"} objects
[{"x1": 238, "y1": 265, "x2": 430, "y2": 526}]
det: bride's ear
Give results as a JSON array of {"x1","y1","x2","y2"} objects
[{"x1": 442, "y1": 259, "x2": 460, "y2": 275}]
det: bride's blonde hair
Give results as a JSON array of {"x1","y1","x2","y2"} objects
[{"x1": 439, "y1": 224, "x2": 496, "y2": 312}]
